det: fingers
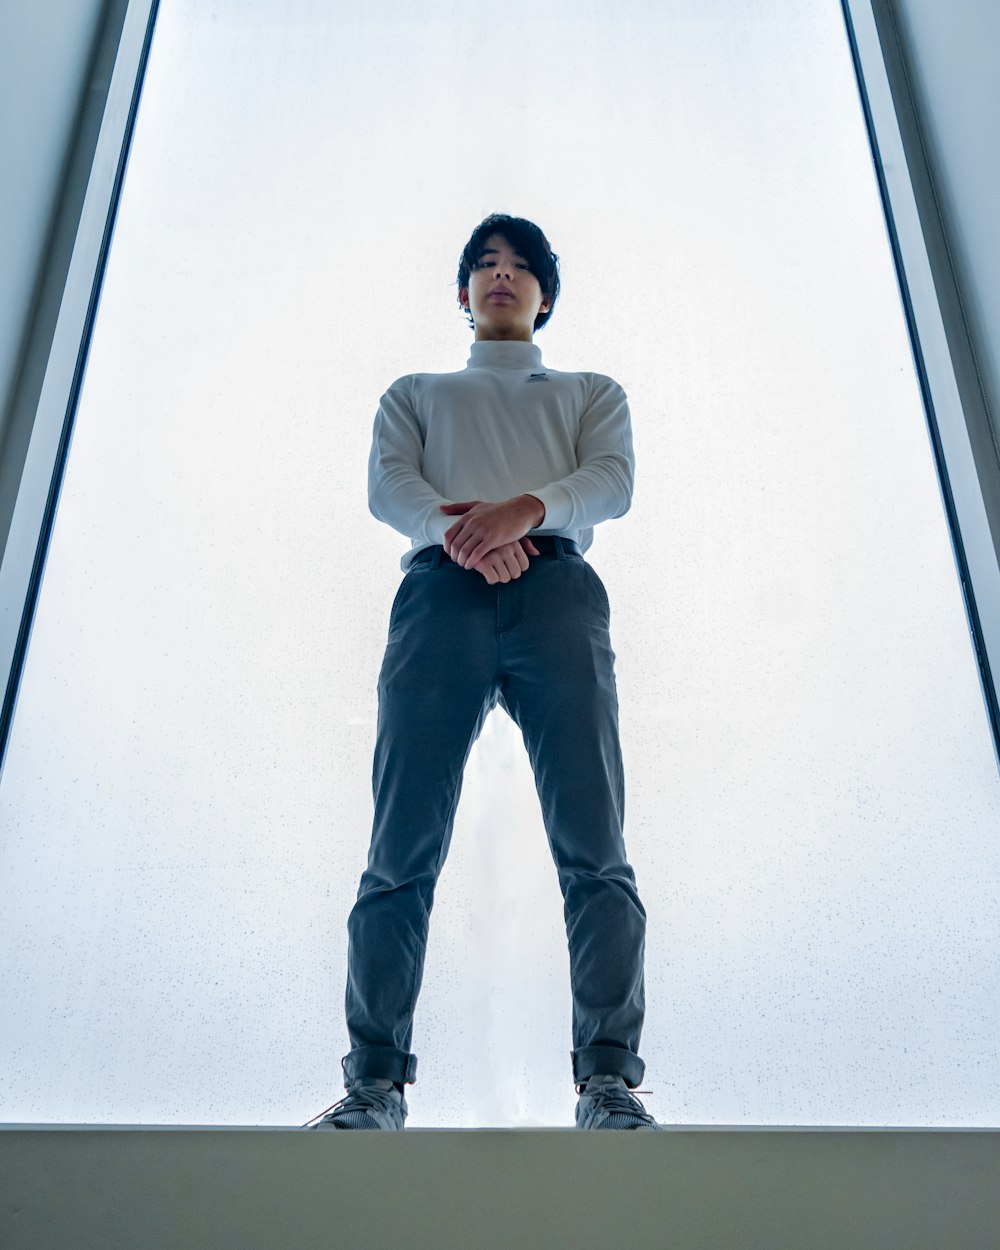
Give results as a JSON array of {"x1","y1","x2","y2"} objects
[
  {"x1": 460, "y1": 535, "x2": 496, "y2": 569},
  {"x1": 447, "y1": 522, "x2": 482, "y2": 568},
  {"x1": 466, "y1": 539, "x2": 493, "y2": 569},
  {"x1": 442, "y1": 499, "x2": 529, "y2": 566},
  {"x1": 444, "y1": 525, "x2": 477, "y2": 561},
  {"x1": 472, "y1": 541, "x2": 531, "y2": 584},
  {"x1": 501, "y1": 548, "x2": 526, "y2": 580},
  {"x1": 476, "y1": 554, "x2": 509, "y2": 585},
  {"x1": 443, "y1": 519, "x2": 481, "y2": 564},
  {"x1": 441, "y1": 503, "x2": 481, "y2": 556}
]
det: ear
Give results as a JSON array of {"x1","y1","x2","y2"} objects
[{"x1": 458, "y1": 285, "x2": 470, "y2": 311}]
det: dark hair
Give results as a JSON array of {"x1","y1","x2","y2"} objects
[{"x1": 456, "y1": 213, "x2": 561, "y2": 332}]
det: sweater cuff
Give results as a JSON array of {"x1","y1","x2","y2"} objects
[
  {"x1": 526, "y1": 484, "x2": 573, "y2": 531},
  {"x1": 428, "y1": 509, "x2": 452, "y2": 546}
]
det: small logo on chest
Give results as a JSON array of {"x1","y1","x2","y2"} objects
[{"x1": 527, "y1": 372, "x2": 549, "y2": 383}]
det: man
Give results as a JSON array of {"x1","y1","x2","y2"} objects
[{"x1": 307, "y1": 213, "x2": 661, "y2": 1131}]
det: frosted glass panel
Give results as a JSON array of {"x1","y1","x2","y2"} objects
[{"x1": 1, "y1": 0, "x2": 998, "y2": 1128}]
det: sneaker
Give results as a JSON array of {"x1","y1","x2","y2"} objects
[
  {"x1": 305, "y1": 1078, "x2": 408, "y2": 1130},
  {"x1": 575, "y1": 1074, "x2": 665, "y2": 1131}
]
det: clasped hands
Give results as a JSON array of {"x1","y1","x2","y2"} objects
[{"x1": 439, "y1": 495, "x2": 546, "y2": 585}]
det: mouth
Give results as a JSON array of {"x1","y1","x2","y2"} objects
[{"x1": 489, "y1": 291, "x2": 515, "y2": 301}]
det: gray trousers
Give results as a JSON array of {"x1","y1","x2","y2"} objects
[{"x1": 342, "y1": 535, "x2": 647, "y2": 1090}]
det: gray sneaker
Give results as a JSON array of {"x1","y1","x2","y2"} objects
[
  {"x1": 306, "y1": 1078, "x2": 408, "y2": 1130},
  {"x1": 575, "y1": 1074, "x2": 665, "y2": 1130}
]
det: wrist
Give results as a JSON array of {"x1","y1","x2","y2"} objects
[{"x1": 520, "y1": 493, "x2": 545, "y2": 527}]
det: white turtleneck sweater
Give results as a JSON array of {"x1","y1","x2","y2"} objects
[{"x1": 368, "y1": 339, "x2": 635, "y2": 571}]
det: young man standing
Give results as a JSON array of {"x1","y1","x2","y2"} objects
[{"x1": 308, "y1": 213, "x2": 661, "y2": 1131}]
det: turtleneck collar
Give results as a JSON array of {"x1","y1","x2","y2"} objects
[{"x1": 466, "y1": 340, "x2": 543, "y2": 371}]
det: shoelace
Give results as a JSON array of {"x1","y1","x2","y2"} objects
[
  {"x1": 583, "y1": 1083, "x2": 658, "y2": 1127},
  {"x1": 301, "y1": 1083, "x2": 402, "y2": 1128},
  {"x1": 577, "y1": 1084, "x2": 653, "y2": 1097}
]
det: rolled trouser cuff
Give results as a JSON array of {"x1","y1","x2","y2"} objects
[
  {"x1": 341, "y1": 1046, "x2": 418, "y2": 1088},
  {"x1": 572, "y1": 1045, "x2": 645, "y2": 1089}
]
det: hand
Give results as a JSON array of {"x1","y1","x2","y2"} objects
[
  {"x1": 439, "y1": 495, "x2": 545, "y2": 568},
  {"x1": 469, "y1": 537, "x2": 541, "y2": 584}
]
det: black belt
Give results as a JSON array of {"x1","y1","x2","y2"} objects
[{"x1": 410, "y1": 535, "x2": 582, "y2": 568}]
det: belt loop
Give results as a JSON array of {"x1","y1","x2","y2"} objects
[
  {"x1": 553, "y1": 535, "x2": 566, "y2": 560},
  {"x1": 430, "y1": 544, "x2": 443, "y2": 570}
]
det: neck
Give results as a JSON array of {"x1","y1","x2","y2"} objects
[
  {"x1": 466, "y1": 340, "x2": 543, "y2": 370},
  {"x1": 474, "y1": 330, "x2": 534, "y2": 343}
]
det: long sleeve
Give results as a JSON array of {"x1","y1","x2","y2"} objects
[
  {"x1": 368, "y1": 357, "x2": 636, "y2": 569},
  {"x1": 368, "y1": 380, "x2": 452, "y2": 548},
  {"x1": 526, "y1": 375, "x2": 635, "y2": 531}
]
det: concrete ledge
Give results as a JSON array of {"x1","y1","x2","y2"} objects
[{"x1": 2, "y1": 1125, "x2": 999, "y2": 1249}]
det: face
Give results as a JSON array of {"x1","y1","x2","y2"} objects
[{"x1": 458, "y1": 233, "x2": 551, "y2": 342}]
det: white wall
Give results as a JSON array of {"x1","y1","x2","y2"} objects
[
  {"x1": 0, "y1": 0, "x2": 105, "y2": 456},
  {"x1": 895, "y1": 2, "x2": 1000, "y2": 436}
]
